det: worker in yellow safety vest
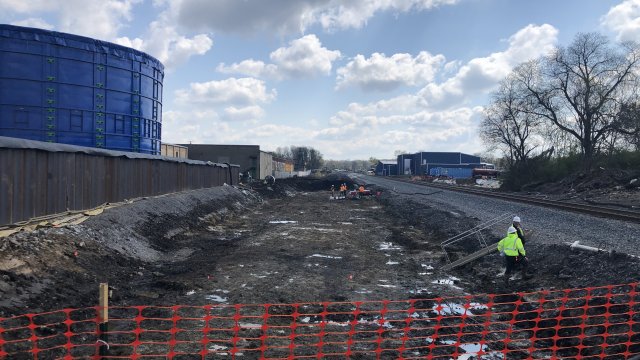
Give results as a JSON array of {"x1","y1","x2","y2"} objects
[
  {"x1": 512, "y1": 216, "x2": 526, "y2": 245},
  {"x1": 497, "y1": 226, "x2": 530, "y2": 285}
]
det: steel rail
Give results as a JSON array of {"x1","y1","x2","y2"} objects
[{"x1": 380, "y1": 177, "x2": 640, "y2": 224}]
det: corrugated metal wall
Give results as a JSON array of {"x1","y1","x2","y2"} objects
[{"x1": 0, "y1": 147, "x2": 239, "y2": 225}]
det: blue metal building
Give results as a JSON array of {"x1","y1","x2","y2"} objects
[
  {"x1": 375, "y1": 160, "x2": 397, "y2": 176},
  {"x1": 396, "y1": 152, "x2": 489, "y2": 177},
  {"x1": 0, "y1": 25, "x2": 164, "y2": 154}
]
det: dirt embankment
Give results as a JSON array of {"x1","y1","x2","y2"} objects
[
  {"x1": 1, "y1": 176, "x2": 639, "y2": 319},
  {"x1": 522, "y1": 168, "x2": 640, "y2": 209}
]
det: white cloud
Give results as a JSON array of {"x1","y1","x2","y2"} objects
[
  {"x1": 0, "y1": 0, "x2": 54, "y2": 15},
  {"x1": 601, "y1": 0, "x2": 640, "y2": 41},
  {"x1": 171, "y1": 0, "x2": 458, "y2": 34},
  {"x1": 10, "y1": 17, "x2": 54, "y2": 30},
  {"x1": 418, "y1": 23, "x2": 558, "y2": 109},
  {"x1": 217, "y1": 34, "x2": 340, "y2": 79},
  {"x1": 0, "y1": 0, "x2": 141, "y2": 40},
  {"x1": 217, "y1": 60, "x2": 279, "y2": 79},
  {"x1": 336, "y1": 51, "x2": 446, "y2": 91},
  {"x1": 114, "y1": 36, "x2": 144, "y2": 50},
  {"x1": 162, "y1": 109, "x2": 227, "y2": 144},
  {"x1": 311, "y1": 109, "x2": 482, "y2": 157},
  {"x1": 270, "y1": 34, "x2": 341, "y2": 77},
  {"x1": 114, "y1": 11, "x2": 213, "y2": 71},
  {"x1": 314, "y1": 0, "x2": 458, "y2": 32},
  {"x1": 223, "y1": 105, "x2": 265, "y2": 122},
  {"x1": 175, "y1": 77, "x2": 277, "y2": 107}
]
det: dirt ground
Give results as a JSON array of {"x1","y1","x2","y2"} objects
[
  {"x1": 521, "y1": 167, "x2": 640, "y2": 210},
  {"x1": 1, "y1": 175, "x2": 639, "y2": 320}
]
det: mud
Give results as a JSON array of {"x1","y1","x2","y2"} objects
[{"x1": 1, "y1": 176, "x2": 639, "y2": 322}]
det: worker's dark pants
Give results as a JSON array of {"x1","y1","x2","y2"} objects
[{"x1": 505, "y1": 256, "x2": 528, "y2": 279}]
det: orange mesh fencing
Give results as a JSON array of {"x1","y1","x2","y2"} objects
[{"x1": 2, "y1": 283, "x2": 640, "y2": 359}]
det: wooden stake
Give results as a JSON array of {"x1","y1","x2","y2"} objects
[
  {"x1": 98, "y1": 283, "x2": 109, "y2": 357},
  {"x1": 99, "y1": 283, "x2": 109, "y2": 323}
]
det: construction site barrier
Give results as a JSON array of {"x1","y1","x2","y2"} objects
[{"x1": 2, "y1": 283, "x2": 640, "y2": 359}]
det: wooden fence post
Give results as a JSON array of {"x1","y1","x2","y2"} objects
[{"x1": 98, "y1": 283, "x2": 109, "y2": 356}]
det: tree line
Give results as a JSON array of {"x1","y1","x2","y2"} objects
[
  {"x1": 480, "y1": 32, "x2": 640, "y2": 184},
  {"x1": 272, "y1": 146, "x2": 380, "y2": 173},
  {"x1": 273, "y1": 146, "x2": 324, "y2": 171}
]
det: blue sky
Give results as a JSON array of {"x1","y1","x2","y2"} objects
[{"x1": 1, "y1": 0, "x2": 638, "y2": 159}]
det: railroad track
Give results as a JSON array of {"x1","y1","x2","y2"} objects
[{"x1": 373, "y1": 176, "x2": 640, "y2": 224}]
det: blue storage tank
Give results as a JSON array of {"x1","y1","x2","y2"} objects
[{"x1": 0, "y1": 25, "x2": 164, "y2": 154}]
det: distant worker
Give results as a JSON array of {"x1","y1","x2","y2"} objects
[
  {"x1": 358, "y1": 185, "x2": 365, "y2": 193},
  {"x1": 497, "y1": 226, "x2": 529, "y2": 285},
  {"x1": 331, "y1": 185, "x2": 335, "y2": 199},
  {"x1": 512, "y1": 216, "x2": 526, "y2": 245},
  {"x1": 340, "y1": 183, "x2": 347, "y2": 198}
]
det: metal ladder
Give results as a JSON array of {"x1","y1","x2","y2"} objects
[{"x1": 441, "y1": 213, "x2": 514, "y2": 271}]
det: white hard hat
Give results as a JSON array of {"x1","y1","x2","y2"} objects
[
  {"x1": 507, "y1": 226, "x2": 517, "y2": 234},
  {"x1": 513, "y1": 216, "x2": 521, "y2": 222}
]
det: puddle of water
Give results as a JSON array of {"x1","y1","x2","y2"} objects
[
  {"x1": 294, "y1": 227, "x2": 342, "y2": 233},
  {"x1": 433, "y1": 302, "x2": 488, "y2": 316},
  {"x1": 378, "y1": 284, "x2": 397, "y2": 288},
  {"x1": 339, "y1": 222, "x2": 353, "y2": 225},
  {"x1": 457, "y1": 343, "x2": 488, "y2": 359},
  {"x1": 379, "y1": 242, "x2": 402, "y2": 250},
  {"x1": 205, "y1": 295, "x2": 228, "y2": 303},
  {"x1": 269, "y1": 220, "x2": 298, "y2": 224},
  {"x1": 386, "y1": 261, "x2": 399, "y2": 265},
  {"x1": 209, "y1": 344, "x2": 228, "y2": 351},
  {"x1": 250, "y1": 271, "x2": 278, "y2": 278},
  {"x1": 421, "y1": 264, "x2": 434, "y2": 269},
  {"x1": 308, "y1": 254, "x2": 342, "y2": 259},
  {"x1": 355, "y1": 289, "x2": 372, "y2": 294},
  {"x1": 431, "y1": 276, "x2": 462, "y2": 289}
]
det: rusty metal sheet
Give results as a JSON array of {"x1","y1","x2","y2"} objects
[{"x1": 0, "y1": 147, "x2": 241, "y2": 226}]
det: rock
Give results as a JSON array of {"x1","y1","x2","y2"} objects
[
  {"x1": 137, "y1": 271, "x2": 144, "y2": 276},
  {"x1": 78, "y1": 241, "x2": 86, "y2": 248},
  {"x1": 134, "y1": 290, "x2": 159, "y2": 299},
  {"x1": 629, "y1": 178, "x2": 638, "y2": 188},
  {"x1": 0, "y1": 281, "x2": 11, "y2": 293}
]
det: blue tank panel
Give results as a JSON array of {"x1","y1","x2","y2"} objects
[{"x1": 0, "y1": 24, "x2": 164, "y2": 154}]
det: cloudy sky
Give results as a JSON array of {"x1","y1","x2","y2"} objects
[{"x1": 1, "y1": 0, "x2": 638, "y2": 159}]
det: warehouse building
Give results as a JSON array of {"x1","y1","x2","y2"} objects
[
  {"x1": 396, "y1": 152, "x2": 493, "y2": 178},
  {"x1": 375, "y1": 160, "x2": 398, "y2": 176},
  {"x1": 273, "y1": 156, "x2": 295, "y2": 178},
  {"x1": 182, "y1": 144, "x2": 295, "y2": 180},
  {"x1": 161, "y1": 143, "x2": 188, "y2": 158}
]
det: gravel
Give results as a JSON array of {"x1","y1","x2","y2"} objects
[{"x1": 357, "y1": 174, "x2": 640, "y2": 256}]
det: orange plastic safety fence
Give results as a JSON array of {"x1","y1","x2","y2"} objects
[{"x1": 2, "y1": 283, "x2": 640, "y2": 359}]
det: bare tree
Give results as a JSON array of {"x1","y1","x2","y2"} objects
[
  {"x1": 516, "y1": 33, "x2": 640, "y2": 169},
  {"x1": 480, "y1": 73, "x2": 544, "y2": 166},
  {"x1": 616, "y1": 102, "x2": 640, "y2": 151}
]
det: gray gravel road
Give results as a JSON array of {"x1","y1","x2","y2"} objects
[{"x1": 354, "y1": 174, "x2": 640, "y2": 256}]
